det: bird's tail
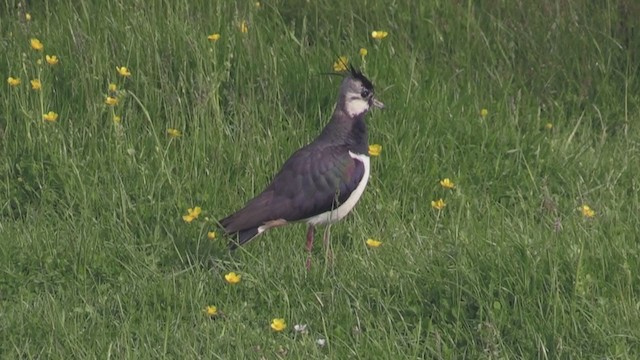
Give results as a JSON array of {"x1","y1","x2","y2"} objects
[{"x1": 227, "y1": 227, "x2": 260, "y2": 250}]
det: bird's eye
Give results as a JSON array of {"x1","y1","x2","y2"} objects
[{"x1": 360, "y1": 89, "x2": 371, "y2": 98}]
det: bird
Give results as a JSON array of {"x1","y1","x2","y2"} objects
[{"x1": 219, "y1": 65, "x2": 384, "y2": 269}]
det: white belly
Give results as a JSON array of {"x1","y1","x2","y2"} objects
[{"x1": 305, "y1": 151, "x2": 370, "y2": 226}]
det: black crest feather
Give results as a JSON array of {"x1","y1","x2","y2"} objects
[
  {"x1": 348, "y1": 64, "x2": 374, "y2": 91},
  {"x1": 321, "y1": 55, "x2": 375, "y2": 91}
]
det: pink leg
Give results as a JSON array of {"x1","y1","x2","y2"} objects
[
  {"x1": 305, "y1": 225, "x2": 314, "y2": 270},
  {"x1": 323, "y1": 226, "x2": 333, "y2": 265}
]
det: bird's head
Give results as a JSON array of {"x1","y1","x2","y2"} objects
[{"x1": 337, "y1": 65, "x2": 384, "y2": 117}]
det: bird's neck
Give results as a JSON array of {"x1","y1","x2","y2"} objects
[{"x1": 317, "y1": 109, "x2": 368, "y2": 154}]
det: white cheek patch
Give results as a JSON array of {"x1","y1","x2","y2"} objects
[{"x1": 345, "y1": 96, "x2": 370, "y2": 117}]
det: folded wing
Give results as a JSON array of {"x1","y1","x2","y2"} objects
[{"x1": 220, "y1": 145, "x2": 365, "y2": 247}]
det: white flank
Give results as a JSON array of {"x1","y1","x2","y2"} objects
[
  {"x1": 345, "y1": 96, "x2": 370, "y2": 117},
  {"x1": 305, "y1": 151, "x2": 370, "y2": 226}
]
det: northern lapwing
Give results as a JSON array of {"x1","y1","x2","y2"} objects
[{"x1": 219, "y1": 65, "x2": 384, "y2": 269}]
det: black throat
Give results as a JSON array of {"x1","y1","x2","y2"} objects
[{"x1": 316, "y1": 108, "x2": 368, "y2": 155}]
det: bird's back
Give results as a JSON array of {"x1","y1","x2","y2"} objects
[{"x1": 219, "y1": 141, "x2": 363, "y2": 233}]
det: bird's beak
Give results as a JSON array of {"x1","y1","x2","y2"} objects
[{"x1": 371, "y1": 97, "x2": 385, "y2": 110}]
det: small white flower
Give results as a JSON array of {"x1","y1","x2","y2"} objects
[
  {"x1": 294, "y1": 324, "x2": 308, "y2": 333},
  {"x1": 316, "y1": 338, "x2": 326, "y2": 347}
]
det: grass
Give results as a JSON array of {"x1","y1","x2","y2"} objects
[{"x1": 1, "y1": 0, "x2": 640, "y2": 358}]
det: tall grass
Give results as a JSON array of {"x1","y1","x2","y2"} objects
[{"x1": 1, "y1": 0, "x2": 639, "y2": 358}]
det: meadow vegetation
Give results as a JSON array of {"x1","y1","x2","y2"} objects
[{"x1": 1, "y1": 0, "x2": 639, "y2": 358}]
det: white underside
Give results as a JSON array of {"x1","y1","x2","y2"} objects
[{"x1": 304, "y1": 151, "x2": 370, "y2": 226}]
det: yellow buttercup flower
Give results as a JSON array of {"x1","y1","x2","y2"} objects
[
  {"x1": 167, "y1": 128, "x2": 182, "y2": 138},
  {"x1": 116, "y1": 66, "x2": 131, "y2": 77},
  {"x1": 30, "y1": 79, "x2": 42, "y2": 90},
  {"x1": 30, "y1": 38, "x2": 44, "y2": 51},
  {"x1": 578, "y1": 204, "x2": 595, "y2": 218},
  {"x1": 545, "y1": 123, "x2": 553, "y2": 130},
  {"x1": 108, "y1": 83, "x2": 117, "y2": 92},
  {"x1": 113, "y1": 115, "x2": 122, "y2": 123},
  {"x1": 366, "y1": 239, "x2": 382, "y2": 248},
  {"x1": 25, "y1": 13, "x2": 32, "y2": 21},
  {"x1": 207, "y1": 33, "x2": 221, "y2": 42},
  {"x1": 207, "y1": 231, "x2": 217, "y2": 240},
  {"x1": 359, "y1": 48, "x2": 368, "y2": 57},
  {"x1": 224, "y1": 272, "x2": 241, "y2": 284},
  {"x1": 271, "y1": 318, "x2": 286, "y2": 332},
  {"x1": 431, "y1": 198, "x2": 446, "y2": 210},
  {"x1": 239, "y1": 20, "x2": 249, "y2": 33},
  {"x1": 368, "y1": 144, "x2": 382, "y2": 157},
  {"x1": 333, "y1": 56, "x2": 348, "y2": 72},
  {"x1": 105, "y1": 96, "x2": 118, "y2": 106},
  {"x1": 182, "y1": 206, "x2": 202, "y2": 223},
  {"x1": 42, "y1": 111, "x2": 58, "y2": 122},
  {"x1": 439, "y1": 178, "x2": 455, "y2": 190},
  {"x1": 480, "y1": 108, "x2": 489, "y2": 118},
  {"x1": 45, "y1": 55, "x2": 59, "y2": 65},
  {"x1": 204, "y1": 305, "x2": 218, "y2": 317},
  {"x1": 7, "y1": 77, "x2": 21, "y2": 87},
  {"x1": 371, "y1": 31, "x2": 388, "y2": 40}
]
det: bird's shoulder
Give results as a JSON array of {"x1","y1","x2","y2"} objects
[{"x1": 277, "y1": 141, "x2": 356, "y2": 177}]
